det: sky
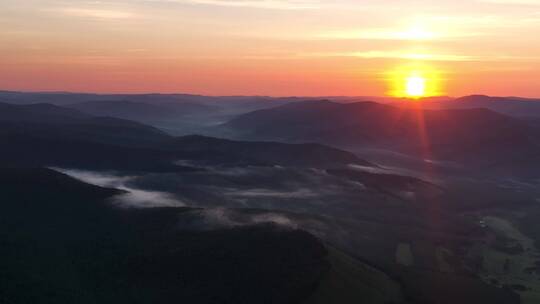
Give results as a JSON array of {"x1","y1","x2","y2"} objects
[{"x1": 1, "y1": 0, "x2": 540, "y2": 97}]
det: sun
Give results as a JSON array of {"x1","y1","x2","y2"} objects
[
  {"x1": 406, "y1": 74, "x2": 426, "y2": 98},
  {"x1": 387, "y1": 64, "x2": 444, "y2": 99}
]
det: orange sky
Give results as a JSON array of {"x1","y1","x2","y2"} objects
[{"x1": 1, "y1": 0, "x2": 540, "y2": 97}]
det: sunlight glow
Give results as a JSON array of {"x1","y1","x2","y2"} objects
[
  {"x1": 397, "y1": 26, "x2": 435, "y2": 41},
  {"x1": 388, "y1": 64, "x2": 444, "y2": 98}
]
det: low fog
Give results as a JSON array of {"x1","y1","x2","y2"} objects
[
  {"x1": 53, "y1": 162, "x2": 540, "y2": 266},
  {"x1": 55, "y1": 168, "x2": 185, "y2": 208}
]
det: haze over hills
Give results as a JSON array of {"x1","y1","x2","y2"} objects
[
  {"x1": 0, "y1": 102, "x2": 372, "y2": 171},
  {"x1": 3, "y1": 91, "x2": 540, "y2": 303},
  {"x1": 4, "y1": 90, "x2": 540, "y2": 136},
  {"x1": 4, "y1": 92, "x2": 540, "y2": 173},
  {"x1": 223, "y1": 100, "x2": 540, "y2": 171},
  {"x1": 67, "y1": 100, "x2": 208, "y2": 121},
  {"x1": 0, "y1": 91, "x2": 295, "y2": 135},
  {"x1": 405, "y1": 95, "x2": 540, "y2": 118},
  {"x1": 0, "y1": 102, "x2": 91, "y2": 122},
  {"x1": 4, "y1": 92, "x2": 540, "y2": 172},
  {"x1": 0, "y1": 91, "x2": 294, "y2": 113}
]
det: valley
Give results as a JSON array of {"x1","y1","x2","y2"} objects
[{"x1": 2, "y1": 92, "x2": 540, "y2": 303}]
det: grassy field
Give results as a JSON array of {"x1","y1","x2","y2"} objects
[
  {"x1": 469, "y1": 216, "x2": 540, "y2": 304},
  {"x1": 436, "y1": 246, "x2": 455, "y2": 273},
  {"x1": 396, "y1": 243, "x2": 414, "y2": 267},
  {"x1": 306, "y1": 246, "x2": 405, "y2": 304}
]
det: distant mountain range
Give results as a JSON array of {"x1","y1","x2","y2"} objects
[
  {"x1": 404, "y1": 95, "x2": 540, "y2": 117},
  {"x1": 0, "y1": 90, "x2": 295, "y2": 115},
  {"x1": 3, "y1": 90, "x2": 540, "y2": 173},
  {"x1": 3, "y1": 91, "x2": 540, "y2": 136},
  {"x1": 1, "y1": 91, "x2": 301, "y2": 135},
  {"x1": 0, "y1": 102, "x2": 370, "y2": 171},
  {"x1": 67, "y1": 100, "x2": 215, "y2": 122},
  {"x1": 223, "y1": 100, "x2": 540, "y2": 169}
]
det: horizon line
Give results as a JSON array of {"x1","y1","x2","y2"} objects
[{"x1": 2, "y1": 89, "x2": 540, "y2": 100}]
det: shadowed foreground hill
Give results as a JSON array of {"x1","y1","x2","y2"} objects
[
  {"x1": 0, "y1": 167, "x2": 423, "y2": 304},
  {"x1": 0, "y1": 168, "x2": 331, "y2": 304},
  {"x1": 0, "y1": 102, "x2": 170, "y2": 148},
  {"x1": 171, "y1": 135, "x2": 374, "y2": 167}
]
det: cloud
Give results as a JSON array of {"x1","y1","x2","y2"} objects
[
  {"x1": 55, "y1": 8, "x2": 135, "y2": 19},
  {"x1": 350, "y1": 51, "x2": 476, "y2": 62},
  {"x1": 303, "y1": 50, "x2": 540, "y2": 62},
  {"x1": 159, "y1": 0, "x2": 322, "y2": 9},
  {"x1": 316, "y1": 25, "x2": 484, "y2": 42},
  {"x1": 479, "y1": 0, "x2": 540, "y2": 5},
  {"x1": 305, "y1": 51, "x2": 477, "y2": 62}
]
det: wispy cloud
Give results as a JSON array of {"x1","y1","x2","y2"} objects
[
  {"x1": 169, "y1": 0, "x2": 322, "y2": 9},
  {"x1": 304, "y1": 50, "x2": 540, "y2": 62},
  {"x1": 55, "y1": 8, "x2": 136, "y2": 19},
  {"x1": 304, "y1": 51, "x2": 476, "y2": 62},
  {"x1": 480, "y1": 0, "x2": 540, "y2": 5},
  {"x1": 352, "y1": 51, "x2": 476, "y2": 62},
  {"x1": 316, "y1": 24, "x2": 485, "y2": 42}
]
